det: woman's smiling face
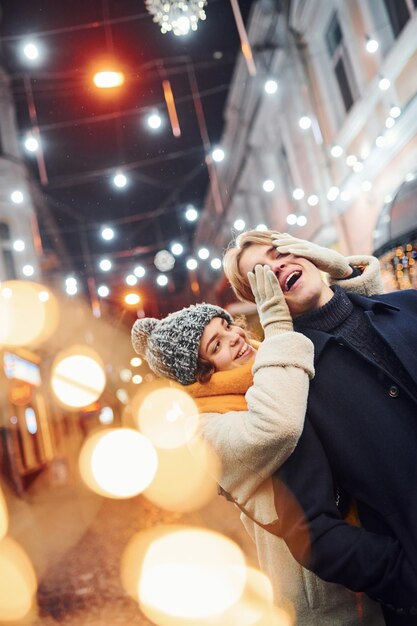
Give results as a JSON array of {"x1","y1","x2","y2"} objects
[{"x1": 199, "y1": 317, "x2": 255, "y2": 372}]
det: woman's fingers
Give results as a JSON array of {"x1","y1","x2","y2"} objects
[
  {"x1": 247, "y1": 271, "x2": 258, "y2": 298},
  {"x1": 266, "y1": 268, "x2": 283, "y2": 295},
  {"x1": 254, "y1": 264, "x2": 266, "y2": 296}
]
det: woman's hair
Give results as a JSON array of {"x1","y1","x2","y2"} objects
[
  {"x1": 223, "y1": 229, "x2": 280, "y2": 303},
  {"x1": 195, "y1": 315, "x2": 250, "y2": 383}
]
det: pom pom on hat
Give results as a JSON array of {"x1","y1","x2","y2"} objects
[
  {"x1": 131, "y1": 318, "x2": 159, "y2": 356},
  {"x1": 130, "y1": 304, "x2": 233, "y2": 385}
]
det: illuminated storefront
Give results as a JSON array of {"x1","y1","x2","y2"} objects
[
  {"x1": 0, "y1": 349, "x2": 54, "y2": 493},
  {"x1": 373, "y1": 173, "x2": 417, "y2": 291}
]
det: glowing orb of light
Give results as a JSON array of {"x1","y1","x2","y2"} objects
[
  {"x1": 0, "y1": 281, "x2": 59, "y2": 348},
  {"x1": 137, "y1": 386, "x2": 199, "y2": 449},
  {"x1": 154, "y1": 249, "x2": 175, "y2": 272},
  {"x1": 125, "y1": 293, "x2": 140, "y2": 306},
  {"x1": 93, "y1": 71, "x2": 124, "y2": 89},
  {"x1": 51, "y1": 345, "x2": 106, "y2": 408},
  {"x1": 0, "y1": 537, "x2": 37, "y2": 621},
  {"x1": 143, "y1": 437, "x2": 220, "y2": 513},
  {"x1": 79, "y1": 428, "x2": 158, "y2": 498},
  {"x1": 213, "y1": 566, "x2": 283, "y2": 626},
  {"x1": 121, "y1": 525, "x2": 246, "y2": 623}
]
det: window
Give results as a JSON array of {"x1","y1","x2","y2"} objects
[
  {"x1": 383, "y1": 0, "x2": 414, "y2": 38},
  {"x1": 326, "y1": 13, "x2": 357, "y2": 112},
  {"x1": 0, "y1": 221, "x2": 17, "y2": 280},
  {"x1": 0, "y1": 222, "x2": 10, "y2": 241}
]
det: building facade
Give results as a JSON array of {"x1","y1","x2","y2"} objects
[
  {"x1": 195, "y1": 0, "x2": 417, "y2": 301},
  {"x1": 0, "y1": 66, "x2": 43, "y2": 282}
]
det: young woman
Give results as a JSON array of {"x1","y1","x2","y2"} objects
[{"x1": 131, "y1": 240, "x2": 384, "y2": 625}]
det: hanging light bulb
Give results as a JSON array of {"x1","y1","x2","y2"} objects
[
  {"x1": 365, "y1": 37, "x2": 379, "y2": 54},
  {"x1": 145, "y1": 1, "x2": 207, "y2": 36}
]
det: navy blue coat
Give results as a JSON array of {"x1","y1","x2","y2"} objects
[{"x1": 270, "y1": 290, "x2": 417, "y2": 622}]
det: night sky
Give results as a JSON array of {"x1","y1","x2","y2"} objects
[{"x1": 0, "y1": 0, "x2": 255, "y2": 315}]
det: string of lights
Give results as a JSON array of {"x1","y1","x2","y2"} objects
[
  {"x1": 5, "y1": 2, "x2": 414, "y2": 306},
  {"x1": 2, "y1": 8, "x2": 396, "y2": 78}
]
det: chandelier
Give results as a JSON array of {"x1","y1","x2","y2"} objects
[{"x1": 145, "y1": 1, "x2": 207, "y2": 36}]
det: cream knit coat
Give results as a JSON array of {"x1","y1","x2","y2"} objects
[{"x1": 198, "y1": 256, "x2": 384, "y2": 626}]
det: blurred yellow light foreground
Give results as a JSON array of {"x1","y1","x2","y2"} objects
[
  {"x1": 93, "y1": 70, "x2": 124, "y2": 88},
  {"x1": 137, "y1": 387, "x2": 199, "y2": 449},
  {"x1": 79, "y1": 428, "x2": 158, "y2": 498},
  {"x1": 0, "y1": 537, "x2": 37, "y2": 621},
  {"x1": 121, "y1": 525, "x2": 246, "y2": 625},
  {"x1": 0, "y1": 281, "x2": 59, "y2": 347},
  {"x1": 51, "y1": 345, "x2": 106, "y2": 408},
  {"x1": 210, "y1": 566, "x2": 294, "y2": 626},
  {"x1": 143, "y1": 436, "x2": 220, "y2": 512},
  {"x1": 0, "y1": 488, "x2": 8, "y2": 541}
]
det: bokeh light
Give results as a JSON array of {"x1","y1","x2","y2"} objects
[
  {"x1": 157, "y1": 275, "x2": 168, "y2": 286},
  {"x1": 134, "y1": 265, "x2": 146, "y2": 278},
  {"x1": 147, "y1": 112, "x2": 162, "y2": 129},
  {"x1": 264, "y1": 79, "x2": 278, "y2": 94},
  {"x1": 79, "y1": 428, "x2": 158, "y2": 498},
  {"x1": 51, "y1": 345, "x2": 106, "y2": 408},
  {"x1": 185, "y1": 206, "x2": 198, "y2": 222},
  {"x1": 0, "y1": 281, "x2": 59, "y2": 348},
  {"x1": 0, "y1": 488, "x2": 8, "y2": 541},
  {"x1": 101, "y1": 226, "x2": 114, "y2": 240},
  {"x1": 13, "y1": 239, "x2": 25, "y2": 252},
  {"x1": 24, "y1": 133, "x2": 39, "y2": 152},
  {"x1": 210, "y1": 257, "x2": 222, "y2": 269},
  {"x1": 126, "y1": 274, "x2": 137, "y2": 286},
  {"x1": 23, "y1": 41, "x2": 39, "y2": 60},
  {"x1": 212, "y1": 147, "x2": 225, "y2": 162},
  {"x1": 0, "y1": 537, "x2": 37, "y2": 621},
  {"x1": 143, "y1": 437, "x2": 220, "y2": 513},
  {"x1": 121, "y1": 525, "x2": 246, "y2": 624},
  {"x1": 137, "y1": 386, "x2": 199, "y2": 449},
  {"x1": 170, "y1": 242, "x2": 183, "y2": 256},
  {"x1": 207, "y1": 566, "x2": 292, "y2": 626},
  {"x1": 113, "y1": 172, "x2": 127, "y2": 188},
  {"x1": 11, "y1": 190, "x2": 24, "y2": 204},
  {"x1": 93, "y1": 70, "x2": 125, "y2": 88},
  {"x1": 22, "y1": 264, "x2": 34, "y2": 277},
  {"x1": 125, "y1": 293, "x2": 141, "y2": 305},
  {"x1": 186, "y1": 258, "x2": 198, "y2": 270}
]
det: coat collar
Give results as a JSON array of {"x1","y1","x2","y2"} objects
[
  {"x1": 299, "y1": 292, "x2": 400, "y2": 363},
  {"x1": 345, "y1": 291, "x2": 400, "y2": 312}
]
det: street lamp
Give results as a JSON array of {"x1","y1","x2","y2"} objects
[{"x1": 93, "y1": 70, "x2": 125, "y2": 89}]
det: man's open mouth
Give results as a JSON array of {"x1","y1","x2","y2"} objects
[{"x1": 284, "y1": 271, "x2": 302, "y2": 292}]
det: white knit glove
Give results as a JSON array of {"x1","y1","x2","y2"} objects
[
  {"x1": 272, "y1": 233, "x2": 351, "y2": 279},
  {"x1": 248, "y1": 265, "x2": 293, "y2": 337}
]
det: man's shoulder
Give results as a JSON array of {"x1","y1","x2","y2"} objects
[{"x1": 369, "y1": 289, "x2": 417, "y2": 306}]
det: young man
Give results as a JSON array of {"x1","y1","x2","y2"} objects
[{"x1": 223, "y1": 231, "x2": 417, "y2": 626}]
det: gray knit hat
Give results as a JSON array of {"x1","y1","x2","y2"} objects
[{"x1": 131, "y1": 304, "x2": 233, "y2": 385}]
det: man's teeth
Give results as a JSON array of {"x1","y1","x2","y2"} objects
[
  {"x1": 285, "y1": 271, "x2": 301, "y2": 291},
  {"x1": 237, "y1": 343, "x2": 248, "y2": 358}
]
